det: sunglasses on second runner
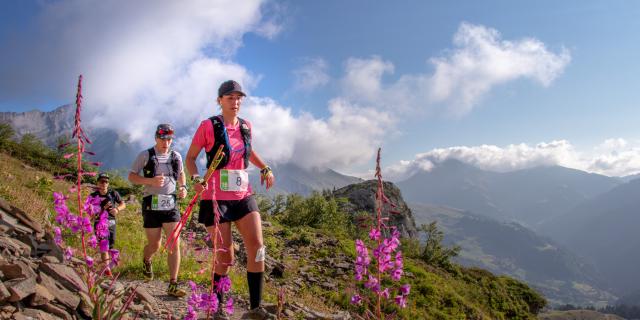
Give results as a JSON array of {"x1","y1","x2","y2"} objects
[{"x1": 157, "y1": 129, "x2": 174, "y2": 135}]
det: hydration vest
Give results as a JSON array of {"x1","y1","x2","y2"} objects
[
  {"x1": 206, "y1": 115, "x2": 251, "y2": 170},
  {"x1": 142, "y1": 148, "x2": 181, "y2": 181}
]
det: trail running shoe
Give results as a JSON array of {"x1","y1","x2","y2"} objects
[
  {"x1": 244, "y1": 306, "x2": 275, "y2": 320},
  {"x1": 167, "y1": 282, "x2": 187, "y2": 298},
  {"x1": 142, "y1": 259, "x2": 153, "y2": 280},
  {"x1": 214, "y1": 308, "x2": 231, "y2": 320}
]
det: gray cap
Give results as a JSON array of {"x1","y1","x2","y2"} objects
[{"x1": 218, "y1": 80, "x2": 246, "y2": 97}]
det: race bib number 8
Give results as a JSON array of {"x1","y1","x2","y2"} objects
[
  {"x1": 151, "y1": 194, "x2": 176, "y2": 211},
  {"x1": 220, "y1": 169, "x2": 249, "y2": 192}
]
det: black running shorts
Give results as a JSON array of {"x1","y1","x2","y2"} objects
[
  {"x1": 141, "y1": 195, "x2": 181, "y2": 228},
  {"x1": 198, "y1": 195, "x2": 259, "y2": 227}
]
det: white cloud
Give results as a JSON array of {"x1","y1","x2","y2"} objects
[
  {"x1": 0, "y1": 0, "x2": 271, "y2": 144},
  {"x1": 338, "y1": 23, "x2": 570, "y2": 117},
  {"x1": 245, "y1": 97, "x2": 395, "y2": 169},
  {"x1": 342, "y1": 56, "x2": 394, "y2": 102},
  {"x1": 427, "y1": 22, "x2": 571, "y2": 115},
  {"x1": 385, "y1": 139, "x2": 640, "y2": 181},
  {"x1": 293, "y1": 57, "x2": 330, "y2": 92}
]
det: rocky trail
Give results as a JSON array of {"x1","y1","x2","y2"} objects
[{"x1": 1, "y1": 196, "x2": 353, "y2": 319}]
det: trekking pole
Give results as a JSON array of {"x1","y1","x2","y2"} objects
[{"x1": 165, "y1": 145, "x2": 225, "y2": 253}]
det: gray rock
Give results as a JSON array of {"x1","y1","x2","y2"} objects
[
  {"x1": 6, "y1": 276, "x2": 37, "y2": 302},
  {"x1": 0, "y1": 280, "x2": 11, "y2": 301},
  {"x1": 134, "y1": 286, "x2": 156, "y2": 305},
  {"x1": 30, "y1": 284, "x2": 55, "y2": 306},
  {"x1": 38, "y1": 271, "x2": 80, "y2": 309},
  {"x1": 0, "y1": 234, "x2": 32, "y2": 256},
  {"x1": 0, "y1": 260, "x2": 37, "y2": 280},
  {"x1": 333, "y1": 180, "x2": 418, "y2": 238},
  {"x1": 15, "y1": 308, "x2": 59, "y2": 320},
  {"x1": 41, "y1": 255, "x2": 60, "y2": 264},
  {"x1": 0, "y1": 197, "x2": 44, "y2": 237},
  {"x1": 38, "y1": 302, "x2": 73, "y2": 320},
  {"x1": 39, "y1": 262, "x2": 88, "y2": 292}
]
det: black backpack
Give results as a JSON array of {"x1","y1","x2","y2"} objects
[
  {"x1": 142, "y1": 148, "x2": 180, "y2": 181},
  {"x1": 206, "y1": 115, "x2": 251, "y2": 170}
]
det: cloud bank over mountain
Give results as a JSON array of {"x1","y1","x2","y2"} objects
[{"x1": 385, "y1": 139, "x2": 640, "y2": 181}]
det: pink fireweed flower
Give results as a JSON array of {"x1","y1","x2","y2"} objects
[
  {"x1": 395, "y1": 251, "x2": 403, "y2": 268},
  {"x1": 80, "y1": 216, "x2": 92, "y2": 234},
  {"x1": 225, "y1": 297, "x2": 234, "y2": 314},
  {"x1": 53, "y1": 192, "x2": 67, "y2": 205},
  {"x1": 69, "y1": 217, "x2": 82, "y2": 233},
  {"x1": 53, "y1": 227, "x2": 62, "y2": 246},
  {"x1": 364, "y1": 274, "x2": 380, "y2": 292},
  {"x1": 99, "y1": 239, "x2": 109, "y2": 252},
  {"x1": 209, "y1": 294, "x2": 219, "y2": 312},
  {"x1": 184, "y1": 306, "x2": 197, "y2": 320},
  {"x1": 86, "y1": 256, "x2": 94, "y2": 268},
  {"x1": 355, "y1": 264, "x2": 367, "y2": 281},
  {"x1": 379, "y1": 287, "x2": 390, "y2": 299},
  {"x1": 395, "y1": 295, "x2": 407, "y2": 308},
  {"x1": 109, "y1": 249, "x2": 120, "y2": 266},
  {"x1": 350, "y1": 294, "x2": 362, "y2": 305},
  {"x1": 400, "y1": 284, "x2": 411, "y2": 296},
  {"x1": 391, "y1": 268, "x2": 403, "y2": 281},
  {"x1": 88, "y1": 235, "x2": 97, "y2": 248},
  {"x1": 95, "y1": 212, "x2": 109, "y2": 238},
  {"x1": 216, "y1": 276, "x2": 231, "y2": 293},
  {"x1": 369, "y1": 227, "x2": 381, "y2": 241},
  {"x1": 64, "y1": 247, "x2": 74, "y2": 260},
  {"x1": 83, "y1": 195, "x2": 102, "y2": 217}
]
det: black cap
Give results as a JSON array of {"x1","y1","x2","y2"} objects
[
  {"x1": 97, "y1": 172, "x2": 110, "y2": 181},
  {"x1": 155, "y1": 123, "x2": 174, "y2": 139},
  {"x1": 218, "y1": 80, "x2": 246, "y2": 97}
]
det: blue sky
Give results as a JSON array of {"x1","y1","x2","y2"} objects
[{"x1": 1, "y1": 1, "x2": 640, "y2": 179}]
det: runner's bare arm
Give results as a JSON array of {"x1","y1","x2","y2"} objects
[
  {"x1": 185, "y1": 141, "x2": 206, "y2": 193},
  {"x1": 250, "y1": 150, "x2": 274, "y2": 189},
  {"x1": 128, "y1": 171, "x2": 165, "y2": 187}
]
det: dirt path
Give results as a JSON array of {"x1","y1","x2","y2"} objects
[{"x1": 121, "y1": 279, "x2": 268, "y2": 319}]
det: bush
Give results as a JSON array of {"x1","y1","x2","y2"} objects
[
  {"x1": 416, "y1": 222, "x2": 460, "y2": 270},
  {"x1": 277, "y1": 192, "x2": 352, "y2": 234}
]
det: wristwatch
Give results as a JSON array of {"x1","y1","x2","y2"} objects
[
  {"x1": 180, "y1": 184, "x2": 188, "y2": 191},
  {"x1": 191, "y1": 175, "x2": 205, "y2": 185}
]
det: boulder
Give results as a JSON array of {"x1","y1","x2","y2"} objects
[
  {"x1": 0, "y1": 280, "x2": 11, "y2": 301},
  {"x1": 334, "y1": 180, "x2": 418, "y2": 238},
  {"x1": 13, "y1": 308, "x2": 59, "y2": 320},
  {"x1": 38, "y1": 271, "x2": 81, "y2": 310},
  {"x1": 0, "y1": 198, "x2": 44, "y2": 234},
  {"x1": 134, "y1": 286, "x2": 156, "y2": 305},
  {"x1": 29, "y1": 284, "x2": 55, "y2": 306},
  {"x1": 38, "y1": 302, "x2": 73, "y2": 320},
  {"x1": 39, "y1": 262, "x2": 88, "y2": 293},
  {"x1": 0, "y1": 234, "x2": 32, "y2": 256},
  {"x1": 0, "y1": 260, "x2": 37, "y2": 280},
  {"x1": 5, "y1": 276, "x2": 37, "y2": 302}
]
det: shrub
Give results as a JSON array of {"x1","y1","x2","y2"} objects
[
  {"x1": 418, "y1": 222, "x2": 460, "y2": 270},
  {"x1": 278, "y1": 192, "x2": 352, "y2": 234}
]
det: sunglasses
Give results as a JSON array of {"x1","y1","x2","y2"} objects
[{"x1": 157, "y1": 129, "x2": 174, "y2": 135}]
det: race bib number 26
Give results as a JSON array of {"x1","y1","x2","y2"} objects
[{"x1": 220, "y1": 169, "x2": 249, "y2": 192}]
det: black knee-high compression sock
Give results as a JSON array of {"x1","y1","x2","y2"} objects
[{"x1": 247, "y1": 271, "x2": 264, "y2": 309}]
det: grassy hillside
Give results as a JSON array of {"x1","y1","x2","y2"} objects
[{"x1": 0, "y1": 147, "x2": 546, "y2": 319}]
